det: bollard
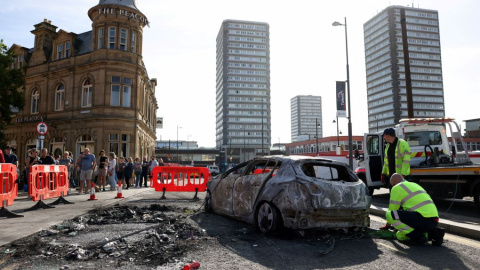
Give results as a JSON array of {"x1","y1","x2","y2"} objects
[
  {"x1": 114, "y1": 181, "x2": 124, "y2": 199},
  {"x1": 88, "y1": 182, "x2": 97, "y2": 201}
]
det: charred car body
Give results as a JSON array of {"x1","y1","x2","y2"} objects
[{"x1": 205, "y1": 156, "x2": 371, "y2": 233}]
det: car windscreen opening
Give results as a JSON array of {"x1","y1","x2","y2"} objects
[{"x1": 301, "y1": 163, "x2": 357, "y2": 182}]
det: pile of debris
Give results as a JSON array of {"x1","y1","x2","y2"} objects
[{"x1": 1, "y1": 204, "x2": 207, "y2": 268}]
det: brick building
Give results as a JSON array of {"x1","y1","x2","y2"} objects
[{"x1": 6, "y1": 0, "x2": 158, "y2": 169}]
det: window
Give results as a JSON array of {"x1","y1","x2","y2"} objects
[
  {"x1": 65, "y1": 42, "x2": 70, "y2": 57},
  {"x1": 108, "y1": 27, "x2": 116, "y2": 49},
  {"x1": 18, "y1": 55, "x2": 23, "y2": 69},
  {"x1": 109, "y1": 133, "x2": 130, "y2": 158},
  {"x1": 57, "y1": 44, "x2": 63, "y2": 59},
  {"x1": 11, "y1": 57, "x2": 17, "y2": 69},
  {"x1": 55, "y1": 84, "x2": 65, "y2": 111},
  {"x1": 131, "y1": 31, "x2": 136, "y2": 53},
  {"x1": 405, "y1": 131, "x2": 442, "y2": 146},
  {"x1": 120, "y1": 28, "x2": 127, "y2": 51},
  {"x1": 110, "y1": 76, "x2": 132, "y2": 107},
  {"x1": 98, "y1": 27, "x2": 104, "y2": 49},
  {"x1": 31, "y1": 88, "x2": 39, "y2": 114},
  {"x1": 122, "y1": 77, "x2": 131, "y2": 107},
  {"x1": 82, "y1": 79, "x2": 93, "y2": 107}
]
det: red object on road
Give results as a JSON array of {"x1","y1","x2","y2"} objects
[{"x1": 183, "y1": 261, "x2": 200, "y2": 270}]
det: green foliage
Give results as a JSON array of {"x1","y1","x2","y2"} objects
[{"x1": 0, "y1": 40, "x2": 26, "y2": 147}]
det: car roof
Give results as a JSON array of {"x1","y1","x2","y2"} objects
[{"x1": 258, "y1": 155, "x2": 346, "y2": 166}]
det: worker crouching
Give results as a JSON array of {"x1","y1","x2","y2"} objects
[{"x1": 385, "y1": 173, "x2": 445, "y2": 246}]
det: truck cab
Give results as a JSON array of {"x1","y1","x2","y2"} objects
[{"x1": 358, "y1": 117, "x2": 475, "y2": 197}]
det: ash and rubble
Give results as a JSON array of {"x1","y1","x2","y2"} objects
[{"x1": 0, "y1": 204, "x2": 208, "y2": 269}]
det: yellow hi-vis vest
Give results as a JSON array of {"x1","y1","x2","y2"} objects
[
  {"x1": 382, "y1": 138, "x2": 411, "y2": 176},
  {"x1": 388, "y1": 180, "x2": 439, "y2": 218}
]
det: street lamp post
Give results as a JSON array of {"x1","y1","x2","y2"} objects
[
  {"x1": 315, "y1": 118, "x2": 319, "y2": 156},
  {"x1": 333, "y1": 115, "x2": 340, "y2": 147},
  {"x1": 333, "y1": 17, "x2": 353, "y2": 169},
  {"x1": 176, "y1": 125, "x2": 182, "y2": 164},
  {"x1": 229, "y1": 137, "x2": 232, "y2": 166}
]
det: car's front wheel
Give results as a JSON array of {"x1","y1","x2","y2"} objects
[
  {"x1": 205, "y1": 190, "x2": 213, "y2": 213},
  {"x1": 255, "y1": 201, "x2": 281, "y2": 233}
]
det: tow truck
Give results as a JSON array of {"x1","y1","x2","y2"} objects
[{"x1": 356, "y1": 118, "x2": 480, "y2": 209}]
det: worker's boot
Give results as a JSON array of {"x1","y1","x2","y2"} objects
[{"x1": 428, "y1": 227, "x2": 445, "y2": 246}]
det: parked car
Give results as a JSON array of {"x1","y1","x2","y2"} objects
[
  {"x1": 205, "y1": 156, "x2": 371, "y2": 233},
  {"x1": 207, "y1": 165, "x2": 220, "y2": 176}
]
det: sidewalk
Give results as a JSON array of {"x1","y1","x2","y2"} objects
[
  {"x1": 370, "y1": 201, "x2": 480, "y2": 241},
  {"x1": 0, "y1": 187, "x2": 155, "y2": 247}
]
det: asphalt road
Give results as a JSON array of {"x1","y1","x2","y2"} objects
[{"x1": 1, "y1": 188, "x2": 480, "y2": 269}]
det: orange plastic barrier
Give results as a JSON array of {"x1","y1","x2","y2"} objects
[
  {"x1": 26, "y1": 165, "x2": 73, "y2": 211},
  {"x1": 0, "y1": 164, "x2": 22, "y2": 218},
  {"x1": 150, "y1": 166, "x2": 210, "y2": 199},
  {"x1": 0, "y1": 164, "x2": 18, "y2": 208}
]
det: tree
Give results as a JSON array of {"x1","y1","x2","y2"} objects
[{"x1": 0, "y1": 40, "x2": 25, "y2": 148}]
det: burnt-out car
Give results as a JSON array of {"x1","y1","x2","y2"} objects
[{"x1": 205, "y1": 156, "x2": 371, "y2": 233}]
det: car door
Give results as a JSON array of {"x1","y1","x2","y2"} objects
[
  {"x1": 232, "y1": 159, "x2": 279, "y2": 219},
  {"x1": 364, "y1": 133, "x2": 384, "y2": 188},
  {"x1": 211, "y1": 162, "x2": 248, "y2": 216}
]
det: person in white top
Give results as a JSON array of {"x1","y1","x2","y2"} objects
[
  {"x1": 149, "y1": 155, "x2": 159, "y2": 186},
  {"x1": 108, "y1": 152, "x2": 117, "y2": 191}
]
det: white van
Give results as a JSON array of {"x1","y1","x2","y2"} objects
[{"x1": 207, "y1": 165, "x2": 220, "y2": 176}]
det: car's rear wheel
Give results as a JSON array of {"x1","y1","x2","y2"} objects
[
  {"x1": 205, "y1": 190, "x2": 213, "y2": 213},
  {"x1": 256, "y1": 201, "x2": 281, "y2": 233}
]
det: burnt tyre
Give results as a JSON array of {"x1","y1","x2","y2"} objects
[
  {"x1": 204, "y1": 190, "x2": 213, "y2": 213},
  {"x1": 255, "y1": 201, "x2": 282, "y2": 233}
]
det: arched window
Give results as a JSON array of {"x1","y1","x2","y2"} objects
[
  {"x1": 31, "y1": 88, "x2": 39, "y2": 114},
  {"x1": 55, "y1": 84, "x2": 65, "y2": 111},
  {"x1": 82, "y1": 79, "x2": 93, "y2": 107}
]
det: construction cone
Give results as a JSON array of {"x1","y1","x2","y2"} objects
[
  {"x1": 115, "y1": 181, "x2": 124, "y2": 199},
  {"x1": 88, "y1": 182, "x2": 97, "y2": 201}
]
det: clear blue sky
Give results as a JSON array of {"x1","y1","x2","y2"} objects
[{"x1": 2, "y1": 0, "x2": 479, "y2": 147}]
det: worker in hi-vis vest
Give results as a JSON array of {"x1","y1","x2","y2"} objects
[
  {"x1": 384, "y1": 173, "x2": 445, "y2": 245},
  {"x1": 381, "y1": 127, "x2": 411, "y2": 185}
]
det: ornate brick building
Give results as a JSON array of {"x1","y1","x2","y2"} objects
[{"x1": 7, "y1": 0, "x2": 158, "y2": 168}]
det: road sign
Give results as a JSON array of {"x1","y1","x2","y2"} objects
[{"x1": 36, "y1": 122, "x2": 48, "y2": 135}]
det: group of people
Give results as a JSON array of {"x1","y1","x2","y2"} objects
[
  {"x1": 0, "y1": 147, "x2": 165, "y2": 196},
  {"x1": 380, "y1": 127, "x2": 445, "y2": 246},
  {"x1": 72, "y1": 149, "x2": 165, "y2": 194}
]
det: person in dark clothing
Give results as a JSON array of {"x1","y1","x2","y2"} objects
[
  {"x1": 4, "y1": 146, "x2": 18, "y2": 166},
  {"x1": 39, "y1": 148, "x2": 55, "y2": 165},
  {"x1": 140, "y1": 156, "x2": 149, "y2": 187},
  {"x1": 380, "y1": 128, "x2": 411, "y2": 187},
  {"x1": 124, "y1": 157, "x2": 134, "y2": 189}
]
